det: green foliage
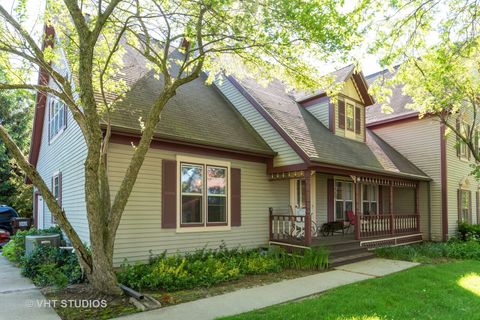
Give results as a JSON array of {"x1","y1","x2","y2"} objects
[
  {"x1": 118, "y1": 247, "x2": 281, "y2": 291},
  {"x1": 21, "y1": 245, "x2": 82, "y2": 289},
  {"x1": 369, "y1": 1, "x2": 480, "y2": 172},
  {"x1": 269, "y1": 246, "x2": 329, "y2": 270},
  {"x1": 457, "y1": 222, "x2": 480, "y2": 242},
  {"x1": 375, "y1": 240, "x2": 480, "y2": 263},
  {"x1": 1, "y1": 226, "x2": 61, "y2": 263},
  {"x1": 0, "y1": 68, "x2": 34, "y2": 217},
  {"x1": 118, "y1": 245, "x2": 329, "y2": 291}
]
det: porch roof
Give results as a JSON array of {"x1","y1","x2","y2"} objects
[{"x1": 237, "y1": 78, "x2": 430, "y2": 181}]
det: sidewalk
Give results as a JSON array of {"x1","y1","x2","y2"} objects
[
  {"x1": 0, "y1": 255, "x2": 60, "y2": 320},
  {"x1": 116, "y1": 258, "x2": 419, "y2": 320}
]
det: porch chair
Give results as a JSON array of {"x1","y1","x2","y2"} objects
[{"x1": 345, "y1": 211, "x2": 356, "y2": 233}]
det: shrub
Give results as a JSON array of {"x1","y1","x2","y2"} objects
[
  {"x1": 117, "y1": 245, "x2": 328, "y2": 291},
  {"x1": 2, "y1": 226, "x2": 61, "y2": 263},
  {"x1": 458, "y1": 222, "x2": 480, "y2": 242},
  {"x1": 21, "y1": 245, "x2": 82, "y2": 288}
]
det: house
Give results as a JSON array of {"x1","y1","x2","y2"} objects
[
  {"x1": 366, "y1": 69, "x2": 480, "y2": 242},
  {"x1": 29, "y1": 33, "x2": 432, "y2": 266}
]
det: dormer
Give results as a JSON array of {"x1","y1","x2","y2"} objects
[{"x1": 296, "y1": 65, "x2": 374, "y2": 142}]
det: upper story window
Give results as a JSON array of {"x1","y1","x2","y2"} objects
[
  {"x1": 51, "y1": 172, "x2": 62, "y2": 224},
  {"x1": 338, "y1": 99, "x2": 362, "y2": 136},
  {"x1": 335, "y1": 180, "x2": 353, "y2": 221},
  {"x1": 458, "y1": 189, "x2": 471, "y2": 223},
  {"x1": 180, "y1": 161, "x2": 229, "y2": 227},
  {"x1": 346, "y1": 103, "x2": 355, "y2": 131},
  {"x1": 49, "y1": 96, "x2": 67, "y2": 142}
]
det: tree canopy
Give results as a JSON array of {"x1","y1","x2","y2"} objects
[
  {"x1": 369, "y1": 0, "x2": 480, "y2": 175},
  {"x1": 0, "y1": 0, "x2": 371, "y2": 294},
  {"x1": 0, "y1": 68, "x2": 33, "y2": 216}
]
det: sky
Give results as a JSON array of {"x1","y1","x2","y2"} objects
[{"x1": 0, "y1": 0, "x2": 384, "y2": 77}]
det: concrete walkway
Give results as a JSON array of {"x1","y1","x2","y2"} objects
[
  {"x1": 117, "y1": 258, "x2": 419, "y2": 320},
  {"x1": 0, "y1": 256, "x2": 60, "y2": 320}
]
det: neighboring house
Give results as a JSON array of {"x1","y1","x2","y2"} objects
[
  {"x1": 29, "y1": 30, "x2": 432, "y2": 266},
  {"x1": 366, "y1": 69, "x2": 480, "y2": 241}
]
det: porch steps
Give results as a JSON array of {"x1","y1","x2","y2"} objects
[{"x1": 325, "y1": 240, "x2": 375, "y2": 268}]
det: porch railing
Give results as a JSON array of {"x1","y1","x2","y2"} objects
[
  {"x1": 269, "y1": 211, "x2": 307, "y2": 244},
  {"x1": 356, "y1": 214, "x2": 420, "y2": 239}
]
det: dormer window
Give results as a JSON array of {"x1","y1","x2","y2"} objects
[
  {"x1": 48, "y1": 96, "x2": 67, "y2": 142},
  {"x1": 346, "y1": 103, "x2": 355, "y2": 131}
]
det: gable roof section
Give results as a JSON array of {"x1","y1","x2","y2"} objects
[
  {"x1": 294, "y1": 64, "x2": 375, "y2": 106},
  {"x1": 29, "y1": 42, "x2": 276, "y2": 166},
  {"x1": 365, "y1": 68, "x2": 419, "y2": 126},
  {"x1": 235, "y1": 77, "x2": 429, "y2": 180},
  {"x1": 108, "y1": 69, "x2": 274, "y2": 156}
]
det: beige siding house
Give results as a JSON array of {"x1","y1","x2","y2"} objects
[
  {"x1": 31, "y1": 41, "x2": 435, "y2": 266},
  {"x1": 366, "y1": 69, "x2": 479, "y2": 241}
]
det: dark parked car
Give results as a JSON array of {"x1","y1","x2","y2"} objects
[{"x1": 0, "y1": 205, "x2": 19, "y2": 234}]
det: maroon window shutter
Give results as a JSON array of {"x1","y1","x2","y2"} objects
[
  {"x1": 231, "y1": 168, "x2": 241, "y2": 226},
  {"x1": 355, "y1": 107, "x2": 361, "y2": 134},
  {"x1": 328, "y1": 102, "x2": 335, "y2": 133},
  {"x1": 162, "y1": 160, "x2": 177, "y2": 228},
  {"x1": 338, "y1": 100, "x2": 345, "y2": 129},
  {"x1": 327, "y1": 178, "x2": 334, "y2": 222}
]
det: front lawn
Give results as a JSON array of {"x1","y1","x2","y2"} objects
[{"x1": 221, "y1": 260, "x2": 480, "y2": 320}]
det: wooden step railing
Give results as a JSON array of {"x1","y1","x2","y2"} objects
[{"x1": 356, "y1": 214, "x2": 420, "y2": 239}]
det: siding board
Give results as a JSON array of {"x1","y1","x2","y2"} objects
[
  {"x1": 108, "y1": 143, "x2": 289, "y2": 266},
  {"x1": 214, "y1": 77, "x2": 303, "y2": 167}
]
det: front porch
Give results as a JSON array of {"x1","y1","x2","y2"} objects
[{"x1": 268, "y1": 169, "x2": 424, "y2": 249}]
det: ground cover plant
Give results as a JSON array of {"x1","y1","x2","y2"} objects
[
  {"x1": 117, "y1": 245, "x2": 329, "y2": 291},
  {"x1": 221, "y1": 261, "x2": 480, "y2": 320}
]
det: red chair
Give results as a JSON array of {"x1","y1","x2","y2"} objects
[{"x1": 345, "y1": 211, "x2": 356, "y2": 233}]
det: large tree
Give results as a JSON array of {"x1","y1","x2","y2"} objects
[
  {"x1": 369, "y1": 0, "x2": 480, "y2": 175},
  {"x1": 0, "y1": 0, "x2": 369, "y2": 294},
  {"x1": 0, "y1": 69, "x2": 34, "y2": 216}
]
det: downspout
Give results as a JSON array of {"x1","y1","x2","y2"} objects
[{"x1": 428, "y1": 181, "x2": 432, "y2": 241}]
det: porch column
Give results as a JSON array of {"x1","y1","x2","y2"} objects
[
  {"x1": 389, "y1": 183, "x2": 394, "y2": 235},
  {"x1": 415, "y1": 182, "x2": 420, "y2": 232},
  {"x1": 304, "y1": 169, "x2": 312, "y2": 246},
  {"x1": 355, "y1": 181, "x2": 361, "y2": 240}
]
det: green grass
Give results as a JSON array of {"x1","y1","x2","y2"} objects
[{"x1": 220, "y1": 261, "x2": 480, "y2": 320}]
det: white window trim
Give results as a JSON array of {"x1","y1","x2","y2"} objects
[
  {"x1": 334, "y1": 179, "x2": 354, "y2": 221},
  {"x1": 48, "y1": 96, "x2": 66, "y2": 144},
  {"x1": 176, "y1": 155, "x2": 231, "y2": 233},
  {"x1": 341, "y1": 98, "x2": 361, "y2": 139},
  {"x1": 361, "y1": 184, "x2": 378, "y2": 215}
]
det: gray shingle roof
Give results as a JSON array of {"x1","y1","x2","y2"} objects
[
  {"x1": 365, "y1": 68, "x2": 417, "y2": 124},
  {"x1": 293, "y1": 64, "x2": 355, "y2": 102},
  {"x1": 238, "y1": 77, "x2": 429, "y2": 180},
  {"x1": 105, "y1": 46, "x2": 275, "y2": 156}
]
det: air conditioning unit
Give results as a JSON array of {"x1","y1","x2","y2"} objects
[{"x1": 25, "y1": 234, "x2": 61, "y2": 256}]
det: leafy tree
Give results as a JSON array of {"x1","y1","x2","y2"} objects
[
  {"x1": 0, "y1": 69, "x2": 33, "y2": 216},
  {"x1": 369, "y1": 0, "x2": 480, "y2": 175},
  {"x1": 0, "y1": 0, "x2": 369, "y2": 294}
]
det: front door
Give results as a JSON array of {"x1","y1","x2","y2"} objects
[{"x1": 35, "y1": 194, "x2": 44, "y2": 229}]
